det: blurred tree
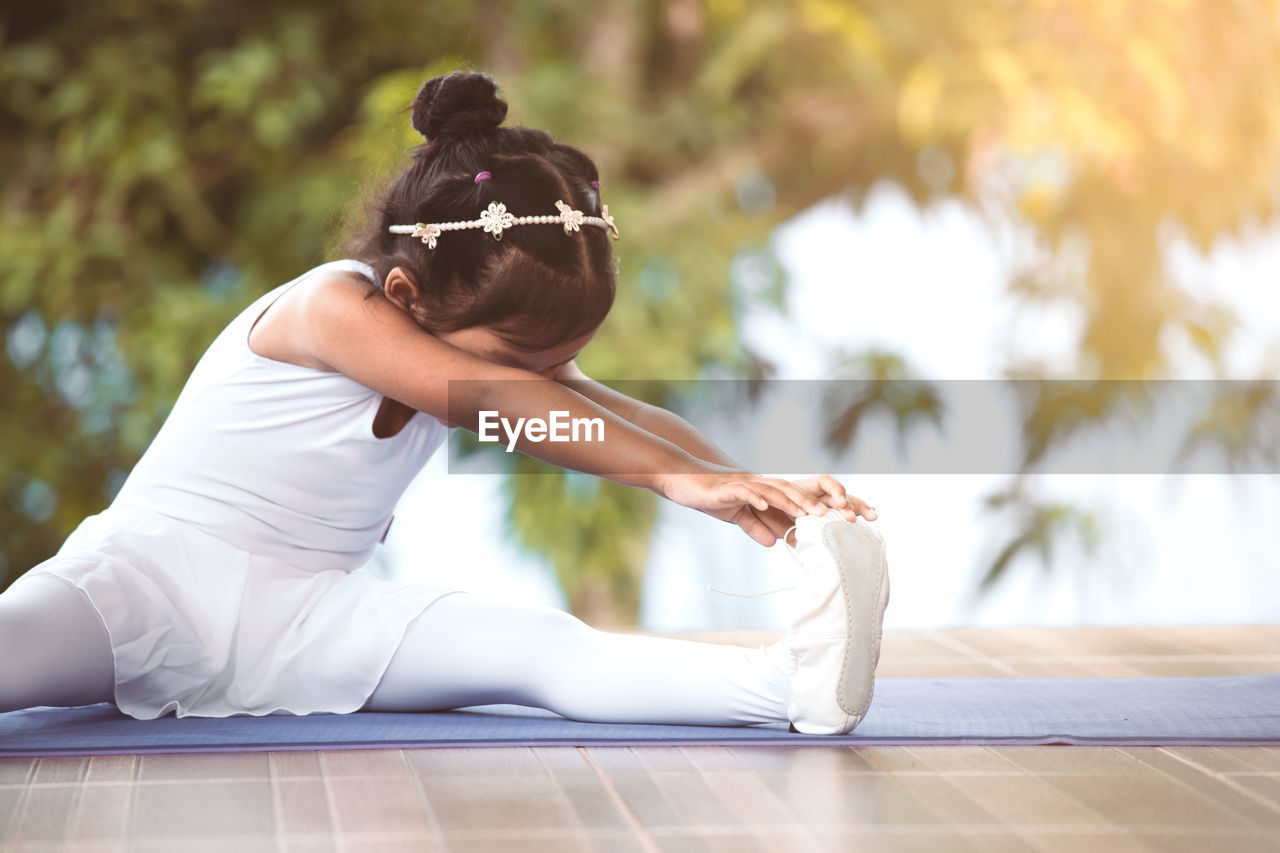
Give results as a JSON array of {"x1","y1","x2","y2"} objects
[
  {"x1": 2, "y1": 0, "x2": 1277, "y2": 622},
  {"x1": 965, "y1": 483, "x2": 1103, "y2": 607},
  {"x1": 821, "y1": 350, "x2": 945, "y2": 459}
]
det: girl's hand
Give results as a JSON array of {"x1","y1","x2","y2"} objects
[
  {"x1": 740, "y1": 476, "x2": 877, "y2": 546},
  {"x1": 659, "y1": 468, "x2": 832, "y2": 547},
  {"x1": 790, "y1": 475, "x2": 877, "y2": 523}
]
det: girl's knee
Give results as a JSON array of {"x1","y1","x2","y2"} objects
[
  {"x1": 441, "y1": 593, "x2": 590, "y2": 643},
  {"x1": 524, "y1": 603, "x2": 594, "y2": 645},
  {"x1": 0, "y1": 575, "x2": 116, "y2": 711}
]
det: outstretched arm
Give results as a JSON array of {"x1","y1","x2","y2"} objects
[
  {"x1": 549, "y1": 360, "x2": 878, "y2": 542},
  {"x1": 297, "y1": 275, "x2": 828, "y2": 538},
  {"x1": 546, "y1": 360, "x2": 741, "y2": 467}
]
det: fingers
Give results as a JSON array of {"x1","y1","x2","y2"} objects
[
  {"x1": 757, "y1": 479, "x2": 827, "y2": 517},
  {"x1": 796, "y1": 475, "x2": 879, "y2": 522},
  {"x1": 729, "y1": 483, "x2": 771, "y2": 513},
  {"x1": 720, "y1": 474, "x2": 872, "y2": 523},
  {"x1": 750, "y1": 505, "x2": 796, "y2": 541},
  {"x1": 736, "y1": 510, "x2": 779, "y2": 547},
  {"x1": 846, "y1": 494, "x2": 877, "y2": 520},
  {"x1": 811, "y1": 475, "x2": 847, "y2": 503},
  {"x1": 725, "y1": 481, "x2": 811, "y2": 518},
  {"x1": 808, "y1": 475, "x2": 856, "y2": 520}
]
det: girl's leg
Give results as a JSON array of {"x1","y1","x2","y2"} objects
[
  {"x1": 362, "y1": 592, "x2": 791, "y2": 726},
  {"x1": 0, "y1": 574, "x2": 117, "y2": 713}
]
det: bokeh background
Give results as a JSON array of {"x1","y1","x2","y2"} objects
[{"x1": 3, "y1": 0, "x2": 1278, "y2": 628}]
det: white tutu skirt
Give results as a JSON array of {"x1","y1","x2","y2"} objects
[{"x1": 20, "y1": 506, "x2": 457, "y2": 720}]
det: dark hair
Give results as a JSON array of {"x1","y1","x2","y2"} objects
[{"x1": 343, "y1": 71, "x2": 616, "y2": 351}]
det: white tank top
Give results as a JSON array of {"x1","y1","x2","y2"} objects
[{"x1": 110, "y1": 259, "x2": 451, "y2": 573}]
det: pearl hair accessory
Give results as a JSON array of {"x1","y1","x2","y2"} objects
[{"x1": 390, "y1": 200, "x2": 619, "y2": 249}]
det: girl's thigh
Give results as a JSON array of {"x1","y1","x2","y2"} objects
[{"x1": 0, "y1": 573, "x2": 117, "y2": 711}]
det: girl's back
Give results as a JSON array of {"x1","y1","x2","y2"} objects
[{"x1": 110, "y1": 259, "x2": 451, "y2": 574}]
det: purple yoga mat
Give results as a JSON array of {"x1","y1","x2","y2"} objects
[{"x1": 1, "y1": 673, "x2": 1277, "y2": 756}]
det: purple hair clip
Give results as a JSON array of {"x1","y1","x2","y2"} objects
[
  {"x1": 475, "y1": 171, "x2": 492, "y2": 183},
  {"x1": 589, "y1": 180, "x2": 600, "y2": 189}
]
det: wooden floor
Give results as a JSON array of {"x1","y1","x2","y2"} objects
[{"x1": 2, "y1": 625, "x2": 1279, "y2": 852}]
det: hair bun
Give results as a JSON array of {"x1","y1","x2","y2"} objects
[{"x1": 410, "y1": 71, "x2": 508, "y2": 141}]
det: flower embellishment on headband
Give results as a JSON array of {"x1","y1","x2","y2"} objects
[
  {"x1": 599, "y1": 205, "x2": 619, "y2": 239},
  {"x1": 555, "y1": 200, "x2": 585, "y2": 234},
  {"x1": 479, "y1": 201, "x2": 516, "y2": 240},
  {"x1": 390, "y1": 198, "x2": 620, "y2": 247},
  {"x1": 410, "y1": 223, "x2": 442, "y2": 249}
]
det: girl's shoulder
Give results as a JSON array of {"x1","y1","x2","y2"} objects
[{"x1": 247, "y1": 261, "x2": 381, "y2": 372}]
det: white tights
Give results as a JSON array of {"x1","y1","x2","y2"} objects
[
  {"x1": 0, "y1": 577, "x2": 791, "y2": 725},
  {"x1": 0, "y1": 575, "x2": 117, "y2": 712},
  {"x1": 362, "y1": 592, "x2": 791, "y2": 725}
]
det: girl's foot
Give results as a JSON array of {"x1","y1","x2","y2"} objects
[{"x1": 782, "y1": 510, "x2": 890, "y2": 734}]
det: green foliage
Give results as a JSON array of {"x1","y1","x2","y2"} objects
[
  {"x1": 1011, "y1": 380, "x2": 1157, "y2": 472},
  {"x1": 1178, "y1": 382, "x2": 1280, "y2": 473},
  {"x1": 967, "y1": 484, "x2": 1104, "y2": 609},
  {"x1": 3, "y1": 1, "x2": 1277, "y2": 619}
]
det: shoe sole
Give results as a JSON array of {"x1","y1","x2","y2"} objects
[{"x1": 823, "y1": 519, "x2": 890, "y2": 728}]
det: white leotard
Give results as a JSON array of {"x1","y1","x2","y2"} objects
[{"x1": 111, "y1": 259, "x2": 451, "y2": 573}]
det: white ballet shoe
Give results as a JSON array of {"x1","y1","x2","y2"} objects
[{"x1": 782, "y1": 509, "x2": 890, "y2": 735}]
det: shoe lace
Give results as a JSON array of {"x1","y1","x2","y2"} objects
[{"x1": 706, "y1": 584, "x2": 798, "y2": 598}]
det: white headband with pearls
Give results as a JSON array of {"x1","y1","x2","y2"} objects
[{"x1": 390, "y1": 201, "x2": 619, "y2": 249}]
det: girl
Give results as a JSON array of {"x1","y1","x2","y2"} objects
[{"x1": 0, "y1": 71, "x2": 889, "y2": 735}]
